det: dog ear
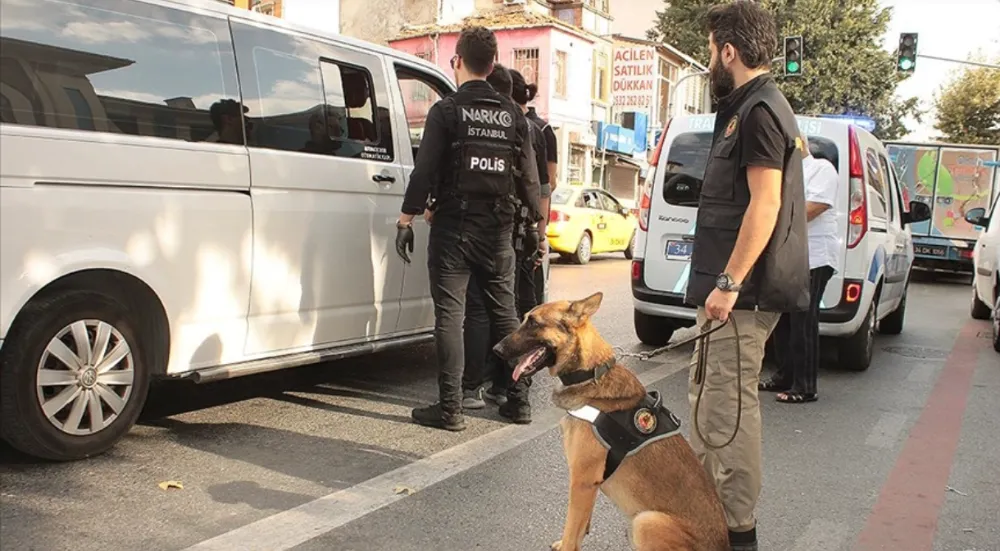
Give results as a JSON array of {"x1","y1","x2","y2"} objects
[{"x1": 569, "y1": 292, "x2": 603, "y2": 320}]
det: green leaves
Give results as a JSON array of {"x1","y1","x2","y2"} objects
[
  {"x1": 933, "y1": 60, "x2": 1000, "y2": 145},
  {"x1": 646, "y1": 0, "x2": 921, "y2": 140}
]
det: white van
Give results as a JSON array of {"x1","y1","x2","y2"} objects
[
  {"x1": 0, "y1": 0, "x2": 548, "y2": 461},
  {"x1": 631, "y1": 114, "x2": 930, "y2": 371}
]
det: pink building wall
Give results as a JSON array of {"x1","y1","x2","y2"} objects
[{"x1": 389, "y1": 27, "x2": 555, "y2": 121}]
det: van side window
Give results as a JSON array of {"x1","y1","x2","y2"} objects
[
  {"x1": 231, "y1": 21, "x2": 394, "y2": 162},
  {"x1": 394, "y1": 66, "x2": 450, "y2": 155},
  {"x1": 0, "y1": 0, "x2": 240, "y2": 143},
  {"x1": 865, "y1": 149, "x2": 890, "y2": 219},
  {"x1": 878, "y1": 154, "x2": 902, "y2": 225}
]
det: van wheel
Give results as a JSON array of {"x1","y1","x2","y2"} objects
[
  {"x1": 839, "y1": 301, "x2": 875, "y2": 371},
  {"x1": 971, "y1": 289, "x2": 991, "y2": 320},
  {"x1": 623, "y1": 232, "x2": 636, "y2": 260},
  {"x1": 879, "y1": 288, "x2": 907, "y2": 335},
  {"x1": 992, "y1": 295, "x2": 1000, "y2": 353},
  {"x1": 573, "y1": 232, "x2": 593, "y2": 265},
  {"x1": 634, "y1": 310, "x2": 676, "y2": 346},
  {"x1": 0, "y1": 289, "x2": 151, "y2": 461}
]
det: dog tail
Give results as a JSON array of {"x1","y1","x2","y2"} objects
[{"x1": 630, "y1": 511, "x2": 702, "y2": 551}]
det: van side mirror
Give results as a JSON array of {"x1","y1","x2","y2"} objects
[
  {"x1": 903, "y1": 201, "x2": 932, "y2": 225},
  {"x1": 663, "y1": 173, "x2": 701, "y2": 207},
  {"x1": 963, "y1": 207, "x2": 988, "y2": 227}
]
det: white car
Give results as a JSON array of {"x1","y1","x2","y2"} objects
[
  {"x1": 967, "y1": 196, "x2": 999, "y2": 322},
  {"x1": 966, "y1": 199, "x2": 1000, "y2": 352},
  {"x1": 631, "y1": 114, "x2": 931, "y2": 371},
  {"x1": 0, "y1": 0, "x2": 548, "y2": 461}
]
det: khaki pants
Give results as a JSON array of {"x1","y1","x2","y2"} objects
[{"x1": 688, "y1": 307, "x2": 779, "y2": 533}]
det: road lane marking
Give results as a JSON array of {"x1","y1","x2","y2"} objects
[
  {"x1": 182, "y1": 359, "x2": 689, "y2": 551},
  {"x1": 791, "y1": 519, "x2": 851, "y2": 551},
  {"x1": 853, "y1": 321, "x2": 986, "y2": 551},
  {"x1": 864, "y1": 413, "x2": 909, "y2": 450}
]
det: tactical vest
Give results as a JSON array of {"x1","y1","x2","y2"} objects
[
  {"x1": 444, "y1": 88, "x2": 523, "y2": 199},
  {"x1": 685, "y1": 75, "x2": 811, "y2": 313},
  {"x1": 567, "y1": 391, "x2": 682, "y2": 481}
]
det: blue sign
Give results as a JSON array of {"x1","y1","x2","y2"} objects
[
  {"x1": 597, "y1": 122, "x2": 636, "y2": 155},
  {"x1": 817, "y1": 114, "x2": 876, "y2": 133},
  {"x1": 633, "y1": 112, "x2": 649, "y2": 151}
]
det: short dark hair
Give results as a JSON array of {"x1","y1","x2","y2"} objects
[
  {"x1": 209, "y1": 99, "x2": 248, "y2": 131},
  {"x1": 704, "y1": 1, "x2": 777, "y2": 70},
  {"x1": 456, "y1": 26, "x2": 497, "y2": 76},
  {"x1": 487, "y1": 63, "x2": 513, "y2": 97}
]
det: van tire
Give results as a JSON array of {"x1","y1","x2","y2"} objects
[
  {"x1": 879, "y1": 288, "x2": 907, "y2": 335},
  {"x1": 971, "y1": 290, "x2": 991, "y2": 320},
  {"x1": 624, "y1": 232, "x2": 635, "y2": 260},
  {"x1": 839, "y1": 301, "x2": 875, "y2": 372},
  {"x1": 634, "y1": 310, "x2": 676, "y2": 346},
  {"x1": 992, "y1": 295, "x2": 999, "y2": 353},
  {"x1": 0, "y1": 289, "x2": 151, "y2": 461},
  {"x1": 572, "y1": 232, "x2": 593, "y2": 265}
]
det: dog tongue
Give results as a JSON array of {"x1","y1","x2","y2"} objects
[{"x1": 512, "y1": 348, "x2": 543, "y2": 382}]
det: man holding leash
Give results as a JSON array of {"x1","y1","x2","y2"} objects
[
  {"x1": 395, "y1": 26, "x2": 542, "y2": 432},
  {"x1": 685, "y1": 3, "x2": 810, "y2": 550}
]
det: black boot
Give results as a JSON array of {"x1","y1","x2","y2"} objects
[
  {"x1": 729, "y1": 527, "x2": 758, "y2": 551},
  {"x1": 498, "y1": 399, "x2": 531, "y2": 424},
  {"x1": 411, "y1": 403, "x2": 466, "y2": 431}
]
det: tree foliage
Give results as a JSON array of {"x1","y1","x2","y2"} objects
[
  {"x1": 646, "y1": 0, "x2": 921, "y2": 140},
  {"x1": 933, "y1": 61, "x2": 1000, "y2": 145}
]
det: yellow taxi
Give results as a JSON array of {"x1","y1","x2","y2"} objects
[{"x1": 546, "y1": 186, "x2": 638, "y2": 264}]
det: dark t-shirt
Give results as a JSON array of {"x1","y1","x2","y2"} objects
[
  {"x1": 527, "y1": 108, "x2": 557, "y2": 164},
  {"x1": 740, "y1": 105, "x2": 785, "y2": 170}
]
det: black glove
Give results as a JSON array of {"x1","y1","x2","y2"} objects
[
  {"x1": 524, "y1": 226, "x2": 540, "y2": 258},
  {"x1": 395, "y1": 223, "x2": 414, "y2": 264}
]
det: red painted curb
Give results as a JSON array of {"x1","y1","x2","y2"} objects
[{"x1": 853, "y1": 321, "x2": 986, "y2": 551}]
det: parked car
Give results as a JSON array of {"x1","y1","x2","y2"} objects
[
  {"x1": 966, "y1": 196, "x2": 1000, "y2": 322},
  {"x1": 546, "y1": 186, "x2": 638, "y2": 264},
  {"x1": 631, "y1": 114, "x2": 931, "y2": 371},
  {"x1": 0, "y1": 0, "x2": 550, "y2": 461}
]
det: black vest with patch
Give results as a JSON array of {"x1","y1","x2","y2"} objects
[
  {"x1": 568, "y1": 391, "x2": 682, "y2": 481},
  {"x1": 442, "y1": 87, "x2": 522, "y2": 199},
  {"x1": 685, "y1": 75, "x2": 811, "y2": 313}
]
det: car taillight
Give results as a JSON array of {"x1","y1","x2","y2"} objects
[
  {"x1": 638, "y1": 184, "x2": 652, "y2": 231},
  {"x1": 959, "y1": 249, "x2": 974, "y2": 259},
  {"x1": 631, "y1": 259, "x2": 643, "y2": 281},
  {"x1": 550, "y1": 210, "x2": 569, "y2": 223},
  {"x1": 846, "y1": 126, "x2": 867, "y2": 249},
  {"x1": 844, "y1": 279, "x2": 863, "y2": 303}
]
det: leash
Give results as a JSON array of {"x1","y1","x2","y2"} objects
[{"x1": 614, "y1": 316, "x2": 742, "y2": 450}]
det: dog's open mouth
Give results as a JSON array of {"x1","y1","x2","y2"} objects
[{"x1": 511, "y1": 346, "x2": 555, "y2": 382}]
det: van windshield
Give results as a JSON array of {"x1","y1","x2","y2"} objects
[{"x1": 662, "y1": 131, "x2": 841, "y2": 205}]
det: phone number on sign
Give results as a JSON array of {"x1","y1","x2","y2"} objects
[{"x1": 613, "y1": 95, "x2": 652, "y2": 108}]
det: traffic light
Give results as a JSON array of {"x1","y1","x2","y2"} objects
[
  {"x1": 897, "y1": 32, "x2": 918, "y2": 73},
  {"x1": 783, "y1": 36, "x2": 803, "y2": 76}
]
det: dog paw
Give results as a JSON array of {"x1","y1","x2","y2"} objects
[{"x1": 550, "y1": 540, "x2": 563, "y2": 551}]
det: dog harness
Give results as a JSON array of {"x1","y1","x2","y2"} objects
[{"x1": 567, "y1": 390, "x2": 682, "y2": 481}]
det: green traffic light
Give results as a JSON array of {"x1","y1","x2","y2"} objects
[
  {"x1": 899, "y1": 58, "x2": 914, "y2": 71},
  {"x1": 786, "y1": 60, "x2": 800, "y2": 73}
]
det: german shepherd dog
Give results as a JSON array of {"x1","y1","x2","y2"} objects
[{"x1": 493, "y1": 292, "x2": 729, "y2": 551}]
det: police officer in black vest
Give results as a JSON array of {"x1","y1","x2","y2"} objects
[
  {"x1": 395, "y1": 26, "x2": 542, "y2": 432},
  {"x1": 683, "y1": 3, "x2": 810, "y2": 550}
]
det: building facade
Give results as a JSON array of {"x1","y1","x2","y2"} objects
[
  {"x1": 388, "y1": 4, "x2": 613, "y2": 187},
  {"x1": 230, "y1": 0, "x2": 340, "y2": 35}
]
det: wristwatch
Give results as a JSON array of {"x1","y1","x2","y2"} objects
[{"x1": 715, "y1": 273, "x2": 742, "y2": 293}]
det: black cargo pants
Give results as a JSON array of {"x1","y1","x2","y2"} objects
[
  {"x1": 428, "y1": 202, "x2": 523, "y2": 415},
  {"x1": 462, "y1": 248, "x2": 538, "y2": 397}
]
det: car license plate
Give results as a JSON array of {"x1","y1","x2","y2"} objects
[
  {"x1": 914, "y1": 245, "x2": 947, "y2": 257},
  {"x1": 666, "y1": 240, "x2": 693, "y2": 260}
]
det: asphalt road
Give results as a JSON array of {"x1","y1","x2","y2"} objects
[{"x1": 1, "y1": 258, "x2": 997, "y2": 551}]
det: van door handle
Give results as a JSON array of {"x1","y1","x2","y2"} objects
[{"x1": 372, "y1": 174, "x2": 395, "y2": 184}]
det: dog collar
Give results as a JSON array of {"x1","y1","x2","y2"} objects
[{"x1": 558, "y1": 358, "x2": 615, "y2": 386}]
